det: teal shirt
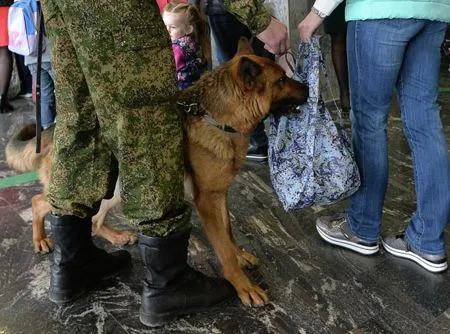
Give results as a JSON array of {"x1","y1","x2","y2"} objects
[{"x1": 345, "y1": 0, "x2": 450, "y2": 23}]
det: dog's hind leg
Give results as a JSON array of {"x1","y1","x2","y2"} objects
[
  {"x1": 91, "y1": 196, "x2": 118, "y2": 230},
  {"x1": 31, "y1": 193, "x2": 53, "y2": 253},
  {"x1": 195, "y1": 190, "x2": 268, "y2": 307},
  {"x1": 91, "y1": 192, "x2": 137, "y2": 245},
  {"x1": 92, "y1": 180, "x2": 121, "y2": 228},
  {"x1": 93, "y1": 223, "x2": 137, "y2": 246}
]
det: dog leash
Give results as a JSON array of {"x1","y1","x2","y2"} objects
[
  {"x1": 35, "y1": 5, "x2": 44, "y2": 153},
  {"x1": 280, "y1": 50, "x2": 296, "y2": 78}
]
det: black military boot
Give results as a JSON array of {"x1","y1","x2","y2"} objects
[
  {"x1": 49, "y1": 215, "x2": 132, "y2": 304},
  {"x1": 139, "y1": 227, "x2": 234, "y2": 327}
]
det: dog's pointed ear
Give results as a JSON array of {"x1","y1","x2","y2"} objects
[
  {"x1": 235, "y1": 56, "x2": 263, "y2": 91},
  {"x1": 236, "y1": 37, "x2": 254, "y2": 56}
]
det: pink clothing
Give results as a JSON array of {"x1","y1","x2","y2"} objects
[
  {"x1": 170, "y1": 34, "x2": 206, "y2": 90},
  {"x1": 172, "y1": 43, "x2": 185, "y2": 71},
  {"x1": 0, "y1": 7, "x2": 9, "y2": 47},
  {"x1": 157, "y1": 0, "x2": 187, "y2": 13}
]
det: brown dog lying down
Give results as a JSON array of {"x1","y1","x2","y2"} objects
[{"x1": 6, "y1": 38, "x2": 308, "y2": 306}]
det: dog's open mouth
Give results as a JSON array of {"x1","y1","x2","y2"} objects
[{"x1": 270, "y1": 89, "x2": 309, "y2": 114}]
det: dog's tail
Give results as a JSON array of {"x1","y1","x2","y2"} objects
[{"x1": 5, "y1": 123, "x2": 54, "y2": 172}]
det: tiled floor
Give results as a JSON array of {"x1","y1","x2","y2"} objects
[{"x1": 0, "y1": 67, "x2": 449, "y2": 333}]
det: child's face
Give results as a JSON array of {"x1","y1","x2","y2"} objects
[{"x1": 162, "y1": 12, "x2": 193, "y2": 41}]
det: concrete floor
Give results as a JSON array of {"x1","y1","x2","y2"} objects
[{"x1": 0, "y1": 65, "x2": 449, "y2": 333}]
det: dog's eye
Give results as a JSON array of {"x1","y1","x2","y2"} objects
[{"x1": 278, "y1": 76, "x2": 287, "y2": 84}]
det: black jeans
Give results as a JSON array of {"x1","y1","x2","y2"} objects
[
  {"x1": 14, "y1": 54, "x2": 32, "y2": 95},
  {"x1": 209, "y1": 12, "x2": 271, "y2": 150}
]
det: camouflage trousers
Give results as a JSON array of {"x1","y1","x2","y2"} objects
[{"x1": 41, "y1": 0, "x2": 191, "y2": 236}]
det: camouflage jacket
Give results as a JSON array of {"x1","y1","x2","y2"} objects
[
  {"x1": 200, "y1": 0, "x2": 271, "y2": 35},
  {"x1": 224, "y1": 0, "x2": 271, "y2": 34}
]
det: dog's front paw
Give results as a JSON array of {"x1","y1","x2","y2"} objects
[
  {"x1": 237, "y1": 283, "x2": 269, "y2": 307},
  {"x1": 236, "y1": 250, "x2": 259, "y2": 268},
  {"x1": 34, "y1": 237, "x2": 54, "y2": 254}
]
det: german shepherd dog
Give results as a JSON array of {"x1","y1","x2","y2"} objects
[{"x1": 6, "y1": 38, "x2": 308, "y2": 306}]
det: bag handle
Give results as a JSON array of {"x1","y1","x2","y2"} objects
[{"x1": 293, "y1": 38, "x2": 345, "y2": 129}]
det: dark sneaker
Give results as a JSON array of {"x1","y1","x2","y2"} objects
[
  {"x1": 246, "y1": 145, "x2": 268, "y2": 162},
  {"x1": 316, "y1": 214, "x2": 379, "y2": 255},
  {"x1": 382, "y1": 233, "x2": 448, "y2": 273}
]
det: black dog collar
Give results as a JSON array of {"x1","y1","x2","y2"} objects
[{"x1": 177, "y1": 100, "x2": 238, "y2": 134}]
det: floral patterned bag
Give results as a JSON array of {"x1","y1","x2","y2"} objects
[{"x1": 268, "y1": 37, "x2": 360, "y2": 211}]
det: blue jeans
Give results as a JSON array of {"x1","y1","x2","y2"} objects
[
  {"x1": 346, "y1": 19, "x2": 450, "y2": 255},
  {"x1": 28, "y1": 62, "x2": 56, "y2": 129}
]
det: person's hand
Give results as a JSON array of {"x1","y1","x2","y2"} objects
[
  {"x1": 256, "y1": 17, "x2": 289, "y2": 56},
  {"x1": 297, "y1": 11, "x2": 324, "y2": 43}
]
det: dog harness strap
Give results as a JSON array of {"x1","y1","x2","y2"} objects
[
  {"x1": 218, "y1": 125, "x2": 238, "y2": 133},
  {"x1": 177, "y1": 91, "x2": 206, "y2": 117},
  {"x1": 177, "y1": 101, "x2": 206, "y2": 117},
  {"x1": 178, "y1": 96, "x2": 238, "y2": 133},
  {"x1": 203, "y1": 114, "x2": 238, "y2": 134}
]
